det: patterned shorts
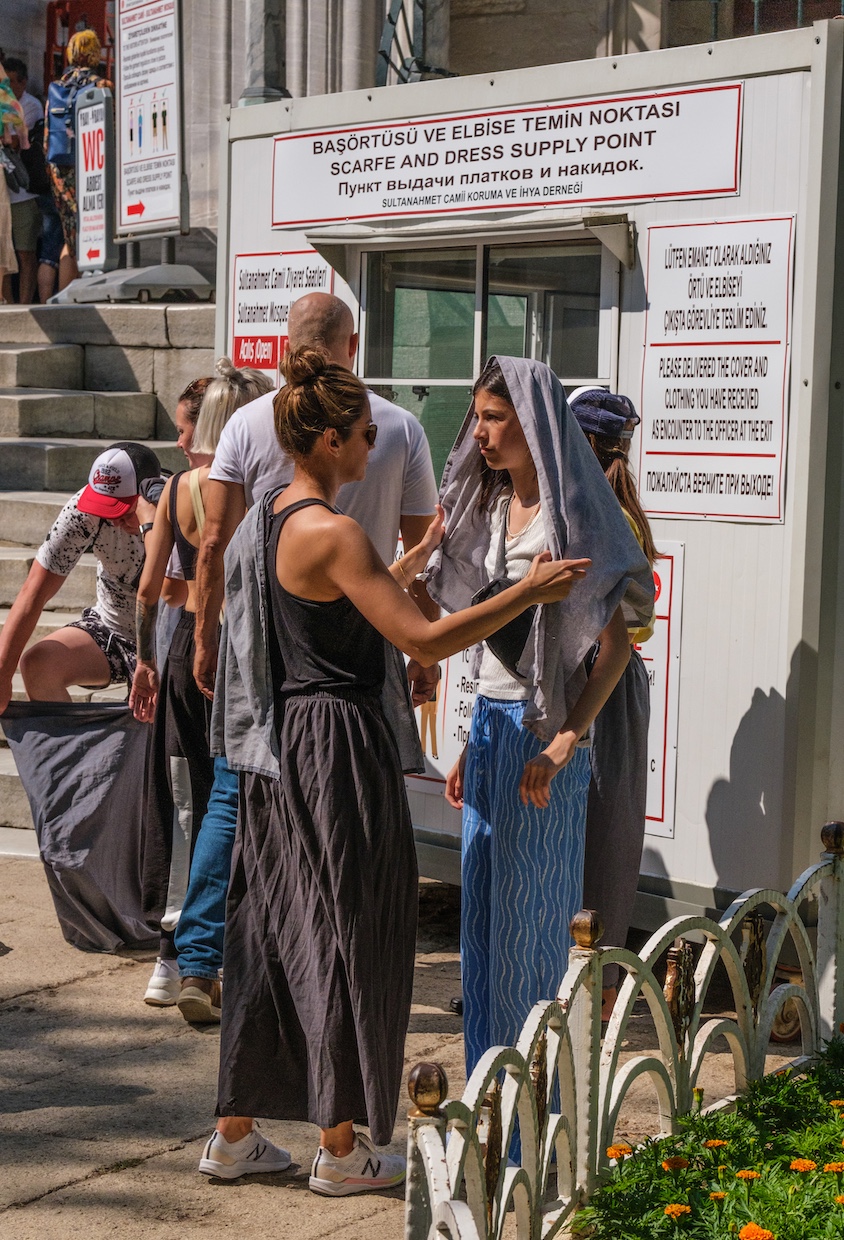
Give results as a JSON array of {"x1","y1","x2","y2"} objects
[{"x1": 66, "y1": 608, "x2": 137, "y2": 685}]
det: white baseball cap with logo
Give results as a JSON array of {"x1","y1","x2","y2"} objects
[{"x1": 77, "y1": 442, "x2": 162, "y2": 520}]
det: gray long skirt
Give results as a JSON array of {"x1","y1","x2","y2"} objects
[
  {"x1": 582, "y1": 649, "x2": 650, "y2": 988},
  {"x1": 216, "y1": 689, "x2": 418, "y2": 1145}
]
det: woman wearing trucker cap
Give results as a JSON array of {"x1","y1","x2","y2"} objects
[{"x1": 0, "y1": 442, "x2": 162, "y2": 714}]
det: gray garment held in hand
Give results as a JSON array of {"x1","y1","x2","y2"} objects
[
  {"x1": 2, "y1": 701, "x2": 158, "y2": 952},
  {"x1": 425, "y1": 355, "x2": 655, "y2": 741}
]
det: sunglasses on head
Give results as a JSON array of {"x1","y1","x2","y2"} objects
[{"x1": 364, "y1": 423, "x2": 378, "y2": 446}]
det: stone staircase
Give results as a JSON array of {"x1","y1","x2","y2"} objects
[{"x1": 0, "y1": 303, "x2": 215, "y2": 854}]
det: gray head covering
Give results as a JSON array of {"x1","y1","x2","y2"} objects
[{"x1": 424, "y1": 355, "x2": 655, "y2": 741}]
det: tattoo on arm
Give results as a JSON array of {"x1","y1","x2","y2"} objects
[{"x1": 136, "y1": 598, "x2": 159, "y2": 664}]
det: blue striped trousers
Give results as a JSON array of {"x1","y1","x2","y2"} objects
[{"x1": 461, "y1": 695, "x2": 590, "y2": 1078}]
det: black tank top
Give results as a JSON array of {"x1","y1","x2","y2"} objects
[
  {"x1": 169, "y1": 471, "x2": 198, "y2": 581},
  {"x1": 265, "y1": 498, "x2": 386, "y2": 697}
]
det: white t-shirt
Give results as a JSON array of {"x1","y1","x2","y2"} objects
[
  {"x1": 35, "y1": 491, "x2": 144, "y2": 641},
  {"x1": 7, "y1": 91, "x2": 41, "y2": 205},
  {"x1": 477, "y1": 497, "x2": 547, "y2": 700},
  {"x1": 210, "y1": 388, "x2": 438, "y2": 565}
]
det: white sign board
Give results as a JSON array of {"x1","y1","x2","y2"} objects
[
  {"x1": 642, "y1": 542, "x2": 684, "y2": 839},
  {"x1": 272, "y1": 83, "x2": 742, "y2": 229},
  {"x1": 638, "y1": 216, "x2": 795, "y2": 522},
  {"x1": 229, "y1": 250, "x2": 334, "y2": 378},
  {"x1": 76, "y1": 93, "x2": 112, "y2": 272},
  {"x1": 116, "y1": 0, "x2": 183, "y2": 235},
  {"x1": 406, "y1": 543, "x2": 684, "y2": 839}
]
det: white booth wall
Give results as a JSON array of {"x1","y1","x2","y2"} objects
[{"x1": 216, "y1": 23, "x2": 844, "y2": 923}]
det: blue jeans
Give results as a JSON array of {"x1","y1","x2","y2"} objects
[{"x1": 174, "y1": 756, "x2": 238, "y2": 980}]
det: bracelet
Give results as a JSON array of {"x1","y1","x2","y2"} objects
[
  {"x1": 397, "y1": 559, "x2": 411, "y2": 589},
  {"x1": 139, "y1": 522, "x2": 154, "y2": 536}
]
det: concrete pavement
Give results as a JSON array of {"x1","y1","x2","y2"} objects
[{"x1": 0, "y1": 860, "x2": 465, "y2": 1240}]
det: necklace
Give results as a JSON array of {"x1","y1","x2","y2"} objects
[{"x1": 507, "y1": 499, "x2": 541, "y2": 539}]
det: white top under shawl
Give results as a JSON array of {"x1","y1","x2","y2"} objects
[{"x1": 477, "y1": 496, "x2": 546, "y2": 700}]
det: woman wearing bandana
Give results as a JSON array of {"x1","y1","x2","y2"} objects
[{"x1": 432, "y1": 357, "x2": 655, "y2": 1083}]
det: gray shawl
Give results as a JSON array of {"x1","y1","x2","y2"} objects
[{"x1": 424, "y1": 355, "x2": 655, "y2": 742}]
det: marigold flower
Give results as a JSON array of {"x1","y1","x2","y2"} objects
[
  {"x1": 830, "y1": 1099, "x2": 844, "y2": 1108},
  {"x1": 738, "y1": 1226, "x2": 775, "y2": 1240},
  {"x1": 606, "y1": 1143, "x2": 632, "y2": 1159},
  {"x1": 837, "y1": 1195, "x2": 844, "y2": 1205},
  {"x1": 662, "y1": 1156, "x2": 690, "y2": 1171},
  {"x1": 664, "y1": 1203, "x2": 691, "y2": 1219},
  {"x1": 704, "y1": 1139, "x2": 728, "y2": 1149},
  {"x1": 789, "y1": 1158, "x2": 817, "y2": 1172},
  {"x1": 709, "y1": 1191, "x2": 727, "y2": 1201},
  {"x1": 736, "y1": 1169, "x2": 761, "y2": 1180},
  {"x1": 825, "y1": 1162, "x2": 844, "y2": 1173}
]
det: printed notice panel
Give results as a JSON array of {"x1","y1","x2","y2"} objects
[
  {"x1": 406, "y1": 543, "x2": 684, "y2": 840},
  {"x1": 639, "y1": 216, "x2": 794, "y2": 522},
  {"x1": 230, "y1": 251, "x2": 333, "y2": 378},
  {"x1": 76, "y1": 97, "x2": 109, "y2": 271},
  {"x1": 272, "y1": 83, "x2": 742, "y2": 229},
  {"x1": 116, "y1": 0, "x2": 182, "y2": 234}
]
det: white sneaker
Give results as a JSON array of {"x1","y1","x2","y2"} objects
[
  {"x1": 143, "y1": 957, "x2": 180, "y2": 1006},
  {"x1": 309, "y1": 1131, "x2": 406, "y2": 1196},
  {"x1": 199, "y1": 1126, "x2": 292, "y2": 1179}
]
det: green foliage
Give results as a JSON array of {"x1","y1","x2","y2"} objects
[{"x1": 573, "y1": 1040, "x2": 844, "y2": 1240}]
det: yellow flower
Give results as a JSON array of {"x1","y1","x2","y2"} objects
[
  {"x1": 662, "y1": 1156, "x2": 690, "y2": 1171},
  {"x1": 704, "y1": 1138, "x2": 728, "y2": 1149},
  {"x1": 837, "y1": 1195, "x2": 844, "y2": 1205},
  {"x1": 664, "y1": 1203, "x2": 691, "y2": 1219},
  {"x1": 710, "y1": 1191, "x2": 727, "y2": 1201},
  {"x1": 738, "y1": 1226, "x2": 775, "y2": 1240},
  {"x1": 789, "y1": 1158, "x2": 817, "y2": 1172},
  {"x1": 825, "y1": 1162, "x2": 844, "y2": 1173},
  {"x1": 830, "y1": 1099, "x2": 844, "y2": 1108},
  {"x1": 736, "y1": 1169, "x2": 761, "y2": 1180},
  {"x1": 606, "y1": 1143, "x2": 633, "y2": 1159}
]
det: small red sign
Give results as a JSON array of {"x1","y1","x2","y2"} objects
[{"x1": 232, "y1": 335, "x2": 279, "y2": 370}]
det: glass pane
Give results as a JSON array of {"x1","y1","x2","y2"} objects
[
  {"x1": 369, "y1": 384, "x2": 472, "y2": 483},
  {"x1": 485, "y1": 244, "x2": 602, "y2": 379},
  {"x1": 365, "y1": 249, "x2": 476, "y2": 380}
]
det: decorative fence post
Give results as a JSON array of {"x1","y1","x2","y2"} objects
[
  {"x1": 567, "y1": 909, "x2": 604, "y2": 1199},
  {"x1": 817, "y1": 822, "x2": 844, "y2": 1041},
  {"x1": 405, "y1": 1061, "x2": 449, "y2": 1240}
]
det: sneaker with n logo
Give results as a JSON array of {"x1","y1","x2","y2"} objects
[
  {"x1": 309, "y1": 1131, "x2": 406, "y2": 1196},
  {"x1": 198, "y1": 1124, "x2": 292, "y2": 1179}
]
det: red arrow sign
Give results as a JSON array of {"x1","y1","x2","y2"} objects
[
  {"x1": 127, "y1": 201, "x2": 145, "y2": 217},
  {"x1": 86, "y1": 248, "x2": 100, "y2": 260}
]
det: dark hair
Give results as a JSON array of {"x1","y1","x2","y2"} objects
[
  {"x1": 473, "y1": 359, "x2": 513, "y2": 514},
  {"x1": 3, "y1": 58, "x2": 27, "y2": 80},
  {"x1": 177, "y1": 376, "x2": 213, "y2": 424},
  {"x1": 275, "y1": 346, "x2": 367, "y2": 459},
  {"x1": 585, "y1": 432, "x2": 658, "y2": 565}
]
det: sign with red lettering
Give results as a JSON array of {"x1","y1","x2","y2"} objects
[
  {"x1": 638, "y1": 216, "x2": 795, "y2": 522},
  {"x1": 230, "y1": 251, "x2": 333, "y2": 378},
  {"x1": 76, "y1": 89, "x2": 117, "y2": 273},
  {"x1": 116, "y1": 0, "x2": 185, "y2": 235}
]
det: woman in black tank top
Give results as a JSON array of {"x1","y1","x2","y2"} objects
[{"x1": 212, "y1": 346, "x2": 589, "y2": 1198}]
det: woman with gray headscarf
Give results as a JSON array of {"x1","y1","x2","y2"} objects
[{"x1": 430, "y1": 356, "x2": 654, "y2": 1081}]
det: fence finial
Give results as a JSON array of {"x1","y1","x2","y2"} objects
[
  {"x1": 570, "y1": 907, "x2": 605, "y2": 948},
  {"x1": 822, "y1": 822, "x2": 844, "y2": 856},
  {"x1": 408, "y1": 1061, "x2": 449, "y2": 1116}
]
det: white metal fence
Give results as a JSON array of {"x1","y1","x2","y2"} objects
[{"x1": 404, "y1": 824, "x2": 844, "y2": 1240}]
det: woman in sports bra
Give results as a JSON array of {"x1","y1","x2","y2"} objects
[{"x1": 129, "y1": 359, "x2": 274, "y2": 1008}]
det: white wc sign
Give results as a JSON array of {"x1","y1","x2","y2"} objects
[{"x1": 76, "y1": 93, "x2": 114, "y2": 273}]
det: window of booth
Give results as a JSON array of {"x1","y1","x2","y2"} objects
[{"x1": 362, "y1": 240, "x2": 615, "y2": 479}]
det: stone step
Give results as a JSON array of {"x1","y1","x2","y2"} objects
[
  {"x1": 0, "y1": 749, "x2": 33, "y2": 828},
  {"x1": 0, "y1": 343, "x2": 84, "y2": 390},
  {"x1": 0, "y1": 492, "x2": 70, "y2": 547},
  {"x1": 0, "y1": 389, "x2": 157, "y2": 439},
  {"x1": 0, "y1": 548, "x2": 98, "y2": 609},
  {"x1": 0, "y1": 608, "x2": 84, "y2": 646},
  {"x1": 0, "y1": 439, "x2": 183, "y2": 490}
]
